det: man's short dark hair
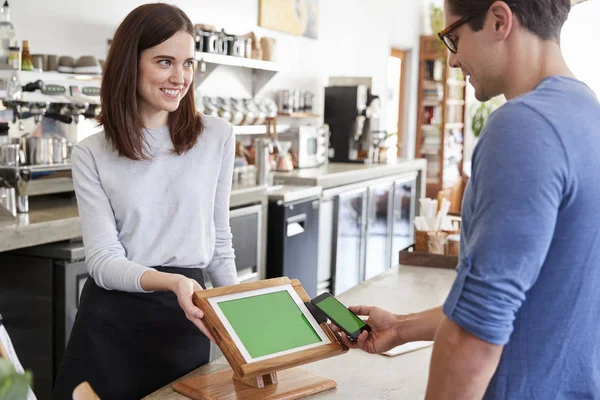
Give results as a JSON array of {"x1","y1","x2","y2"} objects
[{"x1": 447, "y1": 0, "x2": 571, "y2": 41}]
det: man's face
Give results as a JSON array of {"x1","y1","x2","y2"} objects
[{"x1": 443, "y1": 2, "x2": 505, "y2": 101}]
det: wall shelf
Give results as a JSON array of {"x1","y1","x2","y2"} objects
[
  {"x1": 195, "y1": 52, "x2": 281, "y2": 72},
  {"x1": 233, "y1": 124, "x2": 290, "y2": 136},
  {"x1": 194, "y1": 52, "x2": 281, "y2": 97},
  {"x1": 415, "y1": 35, "x2": 468, "y2": 212},
  {"x1": 277, "y1": 112, "x2": 321, "y2": 118}
]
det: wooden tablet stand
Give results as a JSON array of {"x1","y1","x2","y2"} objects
[{"x1": 172, "y1": 278, "x2": 347, "y2": 400}]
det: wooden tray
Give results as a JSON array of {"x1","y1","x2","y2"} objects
[{"x1": 399, "y1": 245, "x2": 458, "y2": 270}]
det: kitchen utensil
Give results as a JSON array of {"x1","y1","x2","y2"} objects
[
  {"x1": 0, "y1": 143, "x2": 22, "y2": 166},
  {"x1": 277, "y1": 90, "x2": 292, "y2": 114},
  {"x1": 254, "y1": 138, "x2": 272, "y2": 185},
  {"x1": 31, "y1": 54, "x2": 44, "y2": 71},
  {"x1": 217, "y1": 30, "x2": 228, "y2": 54},
  {"x1": 275, "y1": 140, "x2": 294, "y2": 172},
  {"x1": 218, "y1": 97, "x2": 241, "y2": 124},
  {"x1": 22, "y1": 137, "x2": 54, "y2": 165},
  {"x1": 51, "y1": 137, "x2": 68, "y2": 164},
  {"x1": 202, "y1": 31, "x2": 220, "y2": 53},
  {"x1": 231, "y1": 98, "x2": 254, "y2": 125},
  {"x1": 0, "y1": 187, "x2": 17, "y2": 217},
  {"x1": 47, "y1": 54, "x2": 58, "y2": 71},
  {"x1": 244, "y1": 37, "x2": 252, "y2": 59},
  {"x1": 245, "y1": 99, "x2": 265, "y2": 125},
  {"x1": 261, "y1": 37, "x2": 276, "y2": 61},
  {"x1": 0, "y1": 136, "x2": 19, "y2": 146}
]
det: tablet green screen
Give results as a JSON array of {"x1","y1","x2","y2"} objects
[{"x1": 218, "y1": 290, "x2": 322, "y2": 358}]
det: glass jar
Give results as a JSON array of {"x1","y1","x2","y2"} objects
[{"x1": 8, "y1": 45, "x2": 20, "y2": 70}]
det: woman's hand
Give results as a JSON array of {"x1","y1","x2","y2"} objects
[
  {"x1": 171, "y1": 276, "x2": 215, "y2": 342},
  {"x1": 140, "y1": 270, "x2": 216, "y2": 342}
]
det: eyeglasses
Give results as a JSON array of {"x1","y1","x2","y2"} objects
[{"x1": 438, "y1": 15, "x2": 474, "y2": 54}]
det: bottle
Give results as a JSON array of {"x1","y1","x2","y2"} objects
[
  {"x1": 20, "y1": 39, "x2": 33, "y2": 71},
  {"x1": 7, "y1": 44, "x2": 19, "y2": 69},
  {"x1": 0, "y1": 0, "x2": 15, "y2": 65}
]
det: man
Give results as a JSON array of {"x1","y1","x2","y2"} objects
[{"x1": 333, "y1": 1, "x2": 600, "y2": 398}]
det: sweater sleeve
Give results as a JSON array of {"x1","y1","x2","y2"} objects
[
  {"x1": 71, "y1": 145, "x2": 155, "y2": 292},
  {"x1": 204, "y1": 124, "x2": 238, "y2": 287}
]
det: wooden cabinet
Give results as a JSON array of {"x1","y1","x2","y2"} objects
[{"x1": 415, "y1": 35, "x2": 467, "y2": 213}]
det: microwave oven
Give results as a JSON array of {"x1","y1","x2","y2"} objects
[{"x1": 279, "y1": 125, "x2": 328, "y2": 169}]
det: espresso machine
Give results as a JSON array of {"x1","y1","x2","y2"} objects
[
  {"x1": 324, "y1": 85, "x2": 380, "y2": 163},
  {"x1": 0, "y1": 70, "x2": 101, "y2": 216}
]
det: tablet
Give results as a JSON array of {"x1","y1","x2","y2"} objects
[{"x1": 209, "y1": 284, "x2": 331, "y2": 363}]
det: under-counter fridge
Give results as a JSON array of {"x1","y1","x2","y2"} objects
[
  {"x1": 0, "y1": 240, "x2": 88, "y2": 400},
  {"x1": 266, "y1": 186, "x2": 322, "y2": 299},
  {"x1": 320, "y1": 173, "x2": 417, "y2": 296}
]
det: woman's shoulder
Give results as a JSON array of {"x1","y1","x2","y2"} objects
[
  {"x1": 72, "y1": 131, "x2": 115, "y2": 164},
  {"x1": 201, "y1": 115, "x2": 234, "y2": 143},
  {"x1": 75, "y1": 131, "x2": 110, "y2": 153}
]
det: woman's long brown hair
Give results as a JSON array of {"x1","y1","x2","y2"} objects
[{"x1": 97, "y1": 3, "x2": 203, "y2": 160}]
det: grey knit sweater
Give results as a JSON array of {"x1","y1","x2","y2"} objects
[{"x1": 71, "y1": 116, "x2": 238, "y2": 292}]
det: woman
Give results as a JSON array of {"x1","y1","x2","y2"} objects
[{"x1": 53, "y1": 4, "x2": 238, "y2": 399}]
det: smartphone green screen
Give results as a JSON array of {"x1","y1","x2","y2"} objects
[
  {"x1": 315, "y1": 296, "x2": 366, "y2": 333},
  {"x1": 218, "y1": 290, "x2": 322, "y2": 359}
]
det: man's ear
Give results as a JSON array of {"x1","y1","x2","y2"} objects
[{"x1": 488, "y1": 0, "x2": 513, "y2": 41}]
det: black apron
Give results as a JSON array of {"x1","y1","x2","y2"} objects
[{"x1": 52, "y1": 267, "x2": 210, "y2": 400}]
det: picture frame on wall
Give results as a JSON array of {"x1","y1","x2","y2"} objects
[{"x1": 259, "y1": 0, "x2": 319, "y2": 39}]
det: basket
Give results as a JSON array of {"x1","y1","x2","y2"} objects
[{"x1": 399, "y1": 244, "x2": 458, "y2": 270}]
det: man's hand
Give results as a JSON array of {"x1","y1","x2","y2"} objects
[{"x1": 330, "y1": 306, "x2": 405, "y2": 353}]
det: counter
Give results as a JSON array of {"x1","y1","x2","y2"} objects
[
  {"x1": 273, "y1": 159, "x2": 427, "y2": 190},
  {"x1": 0, "y1": 183, "x2": 268, "y2": 253},
  {"x1": 145, "y1": 265, "x2": 455, "y2": 400}
]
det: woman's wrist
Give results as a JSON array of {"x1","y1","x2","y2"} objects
[{"x1": 140, "y1": 269, "x2": 185, "y2": 292}]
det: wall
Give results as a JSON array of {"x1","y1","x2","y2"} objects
[
  {"x1": 462, "y1": 1, "x2": 598, "y2": 166},
  {"x1": 8, "y1": 0, "x2": 425, "y2": 157}
]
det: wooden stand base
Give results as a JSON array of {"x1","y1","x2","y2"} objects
[{"x1": 172, "y1": 367, "x2": 336, "y2": 400}]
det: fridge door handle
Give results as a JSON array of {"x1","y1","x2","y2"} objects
[{"x1": 286, "y1": 213, "x2": 307, "y2": 237}]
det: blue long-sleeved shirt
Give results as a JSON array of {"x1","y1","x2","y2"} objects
[{"x1": 443, "y1": 76, "x2": 600, "y2": 399}]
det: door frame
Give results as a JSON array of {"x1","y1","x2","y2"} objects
[{"x1": 390, "y1": 48, "x2": 407, "y2": 158}]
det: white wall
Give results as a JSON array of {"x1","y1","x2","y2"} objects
[{"x1": 9, "y1": 0, "x2": 425, "y2": 157}]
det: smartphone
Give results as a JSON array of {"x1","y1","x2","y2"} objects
[{"x1": 311, "y1": 292, "x2": 371, "y2": 340}]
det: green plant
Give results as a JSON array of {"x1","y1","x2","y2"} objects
[
  {"x1": 429, "y1": 4, "x2": 448, "y2": 56},
  {"x1": 471, "y1": 102, "x2": 492, "y2": 138},
  {"x1": 0, "y1": 358, "x2": 33, "y2": 400},
  {"x1": 429, "y1": 4, "x2": 445, "y2": 33},
  {"x1": 470, "y1": 97, "x2": 505, "y2": 138}
]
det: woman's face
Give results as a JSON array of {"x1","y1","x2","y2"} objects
[{"x1": 137, "y1": 30, "x2": 195, "y2": 123}]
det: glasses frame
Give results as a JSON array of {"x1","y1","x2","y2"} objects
[{"x1": 437, "y1": 15, "x2": 474, "y2": 54}]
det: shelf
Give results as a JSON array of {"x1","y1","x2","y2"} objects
[
  {"x1": 195, "y1": 52, "x2": 280, "y2": 72},
  {"x1": 446, "y1": 99, "x2": 465, "y2": 106},
  {"x1": 447, "y1": 79, "x2": 466, "y2": 87},
  {"x1": 194, "y1": 51, "x2": 281, "y2": 97},
  {"x1": 232, "y1": 124, "x2": 289, "y2": 136},
  {"x1": 445, "y1": 122, "x2": 464, "y2": 129},
  {"x1": 277, "y1": 112, "x2": 321, "y2": 118},
  {"x1": 422, "y1": 99, "x2": 442, "y2": 107}
]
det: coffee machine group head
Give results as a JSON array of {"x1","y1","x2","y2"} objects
[{"x1": 324, "y1": 85, "x2": 378, "y2": 163}]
